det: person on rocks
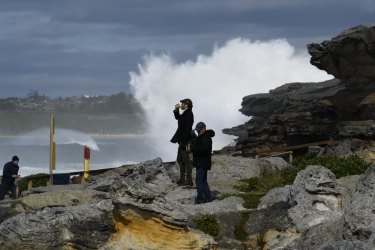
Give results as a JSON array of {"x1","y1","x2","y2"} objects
[
  {"x1": 171, "y1": 98, "x2": 194, "y2": 186},
  {"x1": 0, "y1": 155, "x2": 20, "y2": 200},
  {"x1": 189, "y1": 122, "x2": 215, "y2": 204}
]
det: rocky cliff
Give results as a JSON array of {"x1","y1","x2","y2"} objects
[
  {"x1": 223, "y1": 24, "x2": 375, "y2": 156},
  {"x1": 0, "y1": 156, "x2": 279, "y2": 249}
]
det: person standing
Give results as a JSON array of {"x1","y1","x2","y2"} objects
[
  {"x1": 171, "y1": 98, "x2": 194, "y2": 186},
  {"x1": 190, "y1": 122, "x2": 215, "y2": 204},
  {"x1": 0, "y1": 155, "x2": 20, "y2": 200}
]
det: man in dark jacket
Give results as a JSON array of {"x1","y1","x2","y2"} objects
[
  {"x1": 190, "y1": 122, "x2": 215, "y2": 204},
  {"x1": 171, "y1": 98, "x2": 194, "y2": 186},
  {"x1": 0, "y1": 155, "x2": 20, "y2": 200}
]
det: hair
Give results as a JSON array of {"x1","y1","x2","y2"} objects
[{"x1": 182, "y1": 99, "x2": 193, "y2": 108}]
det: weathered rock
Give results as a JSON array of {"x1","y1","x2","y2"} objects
[
  {"x1": 258, "y1": 185, "x2": 290, "y2": 209},
  {"x1": 223, "y1": 25, "x2": 375, "y2": 156},
  {"x1": 101, "y1": 208, "x2": 213, "y2": 250},
  {"x1": 164, "y1": 154, "x2": 285, "y2": 194},
  {"x1": 258, "y1": 156, "x2": 289, "y2": 174},
  {"x1": 338, "y1": 166, "x2": 375, "y2": 246},
  {"x1": 308, "y1": 25, "x2": 375, "y2": 81},
  {"x1": 287, "y1": 166, "x2": 375, "y2": 250},
  {"x1": 0, "y1": 200, "x2": 114, "y2": 249},
  {"x1": 85, "y1": 158, "x2": 187, "y2": 226},
  {"x1": 245, "y1": 201, "x2": 298, "y2": 249},
  {"x1": 335, "y1": 174, "x2": 360, "y2": 207},
  {"x1": 288, "y1": 165, "x2": 343, "y2": 231},
  {"x1": 0, "y1": 158, "x2": 224, "y2": 249},
  {"x1": 0, "y1": 187, "x2": 110, "y2": 224},
  {"x1": 210, "y1": 155, "x2": 260, "y2": 193},
  {"x1": 0, "y1": 153, "x2": 373, "y2": 249}
]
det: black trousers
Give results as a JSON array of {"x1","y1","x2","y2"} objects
[
  {"x1": 195, "y1": 167, "x2": 211, "y2": 203},
  {"x1": 0, "y1": 183, "x2": 17, "y2": 200}
]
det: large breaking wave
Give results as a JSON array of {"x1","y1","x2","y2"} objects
[{"x1": 130, "y1": 38, "x2": 331, "y2": 161}]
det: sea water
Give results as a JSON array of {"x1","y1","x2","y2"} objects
[{"x1": 0, "y1": 129, "x2": 162, "y2": 176}]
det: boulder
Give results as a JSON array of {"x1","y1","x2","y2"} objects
[
  {"x1": 258, "y1": 185, "x2": 290, "y2": 209},
  {"x1": 339, "y1": 166, "x2": 375, "y2": 246},
  {"x1": 288, "y1": 165, "x2": 343, "y2": 231},
  {"x1": 0, "y1": 200, "x2": 114, "y2": 249},
  {"x1": 308, "y1": 25, "x2": 375, "y2": 81},
  {"x1": 223, "y1": 25, "x2": 375, "y2": 156},
  {"x1": 287, "y1": 166, "x2": 375, "y2": 249},
  {"x1": 0, "y1": 159, "x2": 221, "y2": 249}
]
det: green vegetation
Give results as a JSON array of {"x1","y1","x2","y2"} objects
[
  {"x1": 236, "y1": 153, "x2": 370, "y2": 193},
  {"x1": 234, "y1": 212, "x2": 251, "y2": 240},
  {"x1": 193, "y1": 214, "x2": 220, "y2": 237},
  {"x1": 17, "y1": 173, "x2": 50, "y2": 193},
  {"x1": 293, "y1": 153, "x2": 370, "y2": 178}
]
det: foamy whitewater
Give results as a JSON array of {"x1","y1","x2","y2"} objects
[
  {"x1": 130, "y1": 38, "x2": 332, "y2": 161},
  {"x1": 7, "y1": 128, "x2": 100, "y2": 151},
  {"x1": 0, "y1": 129, "x2": 158, "y2": 176}
]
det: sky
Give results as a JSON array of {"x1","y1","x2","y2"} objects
[{"x1": 0, "y1": 0, "x2": 374, "y2": 98}]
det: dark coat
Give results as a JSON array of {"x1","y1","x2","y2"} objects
[
  {"x1": 2, "y1": 161, "x2": 19, "y2": 186},
  {"x1": 170, "y1": 108, "x2": 194, "y2": 145},
  {"x1": 191, "y1": 129, "x2": 215, "y2": 170}
]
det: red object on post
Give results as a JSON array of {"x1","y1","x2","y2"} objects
[{"x1": 84, "y1": 145, "x2": 90, "y2": 160}]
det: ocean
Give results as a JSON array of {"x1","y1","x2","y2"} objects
[{"x1": 0, "y1": 130, "x2": 162, "y2": 177}]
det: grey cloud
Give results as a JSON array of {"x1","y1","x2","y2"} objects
[{"x1": 0, "y1": 0, "x2": 373, "y2": 97}]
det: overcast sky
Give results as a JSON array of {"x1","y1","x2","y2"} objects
[{"x1": 0, "y1": 0, "x2": 374, "y2": 98}]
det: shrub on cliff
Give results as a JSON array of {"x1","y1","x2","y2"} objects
[
  {"x1": 237, "y1": 153, "x2": 370, "y2": 193},
  {"x1": 17, "y1": 173, "x2": 50, "y2": 193},
  {"x1": 293, "y1": 153, "x2": 370, "y2": 178},
  {"x1": 193, "y1": 214, "x2": 219, "y2": 237}
]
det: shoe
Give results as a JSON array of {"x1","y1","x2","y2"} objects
[
  {"x1": 204, "y1": 198, "x2": 213, "y2": 203},
  {"x1": 195, "y1": 199, "x2": 204, "y2": 205},
  {"x1": 177, "y1": 179, "x2": 185, "y2": 186}
]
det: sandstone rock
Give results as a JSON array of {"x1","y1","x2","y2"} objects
[
  {"x1": 335, "y1": 175, "x2": 360, "y2": 208},
  {"x1": 287, "y1": 167, "x2": 374, "y2": 249},
  {"x1": 0, "y1": 200, "x2": 114, "y2": 249},
  {"x1": 17, "y1": 189, "x2": 109, "y2": 212},
  {"x1": 339, "y1": 166, "x2": 375, "y2": 245},
  {"x1": 223, "y1": 25, "x2": 375, "y2": 157},
  {"x1": 0, "y1": 158, "x2": 222, "y2": 249},
  {"x1": 101, "y1": 208, "x2": 213, "y2": 250},
  {"x1": 258, "y1": 156, "x2": 289, "y2": 174},
  {"x1": 85, "y1": 158, "x2": 187, "y2": 226},
  {"x1": 288, "y1": 165, "x2": 343, "y2": 231},
  {"x1": 245, "y1": 201, "x2": 297, "y2": 249},
  {"x1": 258, "y1": 185, "x2": 290, "y2": 209},
  {"x1": 308, "y1": 25, "x2": 375, "y2": 81},
  {"x1": 210, "y1": 155, "x2": 260, "y2": 193},
  {"x1": 164, "y1": 154, "x2": 278, "y2": 194}
]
